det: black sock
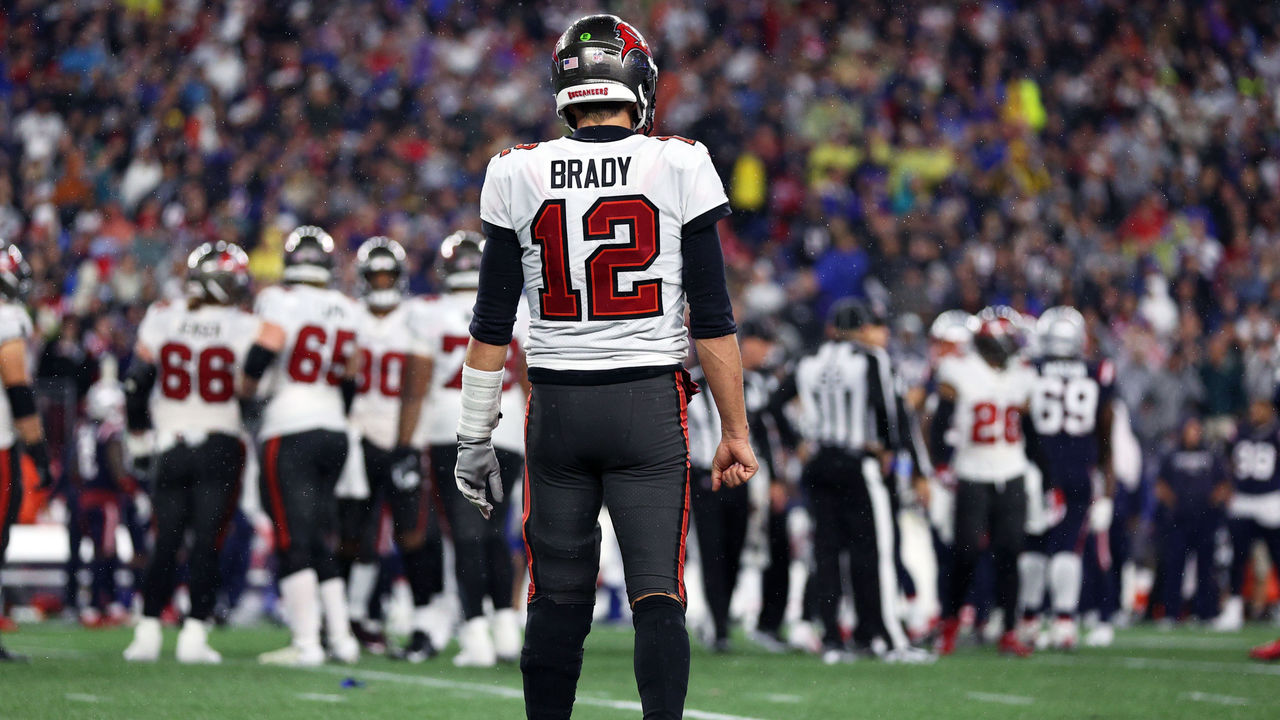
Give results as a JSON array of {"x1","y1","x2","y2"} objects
[
  {"x1": 632, "y1": 595, "x2": 689, "y2": 720},
  {"x1": 399, "y1": 543, "x2": 440, "y2": 607},
  {"x1": 521, "y1": 598, "x2": 593, "y2": 720}
]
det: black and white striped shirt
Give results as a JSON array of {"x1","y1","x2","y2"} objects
[
  {"x1": 785, "y1": 341, "x2": 901, "y2": 454},
  {"x1": 688, "y1": 367, "x2": 784, "y2": 480}
]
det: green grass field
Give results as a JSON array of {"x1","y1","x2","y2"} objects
[{"x1": 3, "y1": 623, "x2": 1279, "y2": 719}]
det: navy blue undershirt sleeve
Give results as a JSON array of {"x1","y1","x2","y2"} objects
[
  {"x1": 682, "y1": 202, "x2": 735, "y2": 339},
  {"x1": 469, "y1": 221, "x2": 525, "y2": 346}
]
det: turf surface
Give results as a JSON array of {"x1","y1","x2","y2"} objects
[{"x1": 2, "y1": 623, "x2": 1278, "y2": 719}]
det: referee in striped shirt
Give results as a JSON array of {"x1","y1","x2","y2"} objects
[{"x1": 778, "y1": 298, "x2": 931, "y2": 663}]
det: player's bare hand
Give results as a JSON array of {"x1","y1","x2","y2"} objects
[
  {"x1": 455, "y1": 434, "x2": 504, "y2": 519},
  {"x1": 712, "y1": 436, "x2": 757, "y2": 490}
]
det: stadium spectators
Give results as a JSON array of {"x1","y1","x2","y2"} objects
[{"x1": 4, "y1": 0, "x2": 1280, "y2": 632}]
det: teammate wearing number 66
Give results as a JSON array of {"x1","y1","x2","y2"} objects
[
  {"x1": 122, "y1": 241, "x2": 258, "y2": 664},
  {"x1": 454, "y1": 14, "x2": 757, "y2": 720}
]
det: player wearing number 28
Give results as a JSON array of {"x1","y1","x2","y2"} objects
[
  {"x1": 123, "y1": 242, "x2": 258, "y2": 664},
  {"x1": 932, "y1": 312, "x2": 1038, "y2": 657},
  {"x1": 454, "y1": 14, "x2": 758, "y2": 720},
  {"x1": 240, "y1": 226, "x2": 363, "y2": 667}
]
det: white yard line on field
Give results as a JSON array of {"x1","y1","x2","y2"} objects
[
  {"x1": 1037, "y1": 653, "x2": 1280, "y2": 677},
  {"x1": 309, "y1": 666, "x2": 773, "y2": 720},
  {"x1": 1112, "y1": 636, "x2": 1253, "y2": 650},
  {"x1": 64, "y1": 693, "x2": 104, "y2": 703},
  {"x1": 965, "y1": 691, "x2": 1035, "y2": 706},
  {"x1": 1183, "y1": 691, "x2": 1250, "y2": 707},
  {"x1": 296, "y1": 693, "x2": 346, "y2": 703},
  {"x1": 759, "y1": 693, "x2": 804, "y2": 704}
]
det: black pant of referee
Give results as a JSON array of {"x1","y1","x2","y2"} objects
[
  {"x1": 690, "y1": 467, "x2": 749, "y2": 646},
  {"x1": 803, "y1": 446, "x2": 908, "y2": 653}
]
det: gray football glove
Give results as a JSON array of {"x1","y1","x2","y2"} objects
[{"x1": 455, "y1": 435, "x2": 504, "y2": 519}]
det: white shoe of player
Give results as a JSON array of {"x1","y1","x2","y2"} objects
[
  {"x1": 328, "y1": 633, "x2": 361, "y2": 665},
  {"x1": 881, "y1": 646, "x2": 937, "y2": 665},
  {"x1": 123, "y1": 617, "x2": 162, "y2": 662},
  {"x1": 1083, "y1": 623, "x2": 1114, "y2": 648},
  {"x1": 453, "y1": 617, "x2": 497, "y2": 668},
  {"x1": 821, "y1": 647, "x2": 855, "y2": 665},
  {"x1": 492, "y1": 609, "x2": 523, "y2": 663},
  {"x1": 1049, "y1": 618, "x2": 1078, "y2": 651},
  {"x1": 1015, "y1": 616, "x2": 1042, "y2": 647},
  {"x1": 258, "y1": 643, "x2": 325, "y2": 667},
  {"x1": 788, "y1": 620, "x2": 822, "y2": 655},
  {"x1": 1212, "y1": 597, "x2": 1244, "y2": 632},
  {"x1": 175, "y1": 619, "x2": 222, "y2": 664}
]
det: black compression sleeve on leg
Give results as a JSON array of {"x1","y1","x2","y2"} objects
[
  {"x1": 632, "y1": 595, "x2": 690, "y2": 720},
  {"x1": 522, "y1": 598, "x2": 593, "y2": 720}
]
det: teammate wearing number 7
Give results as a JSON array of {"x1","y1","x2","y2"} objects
[
  {"x1": 240, "y1": 226, "x2": 364, "y2": 667},
  {"x1": 455, "y1": 15, "x2": 757, "y2": 720},
  {"x1": 931, "y1": 310, "x2": 1039, "y2": 657}
]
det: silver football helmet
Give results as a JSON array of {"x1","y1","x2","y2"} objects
[{"x1": 1037, "y1": 306, "x2": 1087, "y2": 359}]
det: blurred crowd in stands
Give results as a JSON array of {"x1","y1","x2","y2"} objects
[{"x1": 3, "y1": 0, "x2": 1280, "y2": 458}]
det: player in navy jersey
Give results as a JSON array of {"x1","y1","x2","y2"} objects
[
  {"x1": 74, "y1": 377, "x2": 135, "y2": 626},
  {"x1": 1019, "y1": 307, "x2": 1115, "y2": 649},
  {"x1": 1215, "y1": 398, "x2": 1280, "y2": 631}
]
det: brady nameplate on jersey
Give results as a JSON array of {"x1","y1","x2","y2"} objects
[{"x1": 550, "y1": 157, "x2": 632, "y2": 189}]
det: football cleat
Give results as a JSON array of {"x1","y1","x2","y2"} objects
[
  {"x1": 452, "y1": 617, "x2": 497, "y2": 668},
  {"x1": 881, "y1": 646, "x2": 938, "y2": 665},
  {"x1": 1083, "y1": 623, "x2": 1114, "y2": 648},
  {"x1": 748, "y1": 629, "x2": 789, "y2": 654},
  {"x1": 258, "y1": 643, "x2": 326, "y2": 667},
  {"x1": 1049, "y1": 618, "x2": 1078, "y2": 651},
  {"x1": 175, "y1": 619, "x2": 222, "y2": 664},
  {"x1": 788, "y1": 620, "x2": 823, "y2": 655},
  {"x1": 1249, "y1": 638, "x2": 1280, "y2": 661},
  {"x1": 399, "y1": 630, "x2": 438, "y2": 664},
  {"x1": 0, "y1": 643, "x2": 28, "y2": 662},
  {"x1": 937, "y1": 617, "x2": 961, "y2": 656},
  {"x1": 350, "y1": 620, "x2": 388, "y2": 655},
  {"x1": 492, "y1": 609, "x2": 522, "y2": 663},
  {"x1": 1015, "y1": 616, "x2": 1042, "y2": 648},
  {"x1": 821, "y1": 647, "x2": 855, "y2": 665},
  {"x1": 123, "y1": 617, "x2": 162, "y2": 662},
  {"x1": 1212, "y1": 597, "x2": 1244, "y2": 632},
  {"x1": 998, "y1": 631, "x2": 1034, "y2": 658},
  {"x1": 327, "y1": 632, "x2": 360, "y2": 665}
]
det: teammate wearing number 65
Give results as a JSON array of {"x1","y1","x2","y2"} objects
[
  {"x1": 455, "y1": 14, "x2": 757, "y2": 720},
  {"x1": 240, "y1": 226, "x2": 364, "y2": 667}
]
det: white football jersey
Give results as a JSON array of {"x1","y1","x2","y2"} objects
[
  {"x1": 254, "y1": 284, "x2": 361, "y2": 440},
  {"x1": 935, "y1": 352, "x2": 1036, "y2": 483},
  {"x1": 0, "y1": 302, "x2": 33, "y2": 451},
  {"x1": 136, "y1": 301, "x2": 261, "y2": 450},
  {"x1": 412, "y1": 292, "x2": 529, "y2": 453},
  {"x1": 349, "y1": 299, "x2": 428, "y2": 451},
  {"x1": 479, "y1": 133, "x2": 729, "y2": 371}
]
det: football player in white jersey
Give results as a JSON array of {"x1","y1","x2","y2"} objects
[
  {"x1": 454, "y1": 15, "x2": 756, "y2": 719},
  {"x1": 121, "y1": 241, "x2": 259, "y2": 664},
  {"x1": 931, "y1": 313, "x2": 1038, "y2": 658},
  {"x1": 340, "y1": 236, "x2": 443, "y2": 662},
  {"x1": 0, "y1": 242, "x2": 50, "y2": 663},
  {"x1": 410, "y1": 231, "x2": 529, "y2": 668},
  {"x1": 241, "y1": 226, "x2": 363, "y2": 667}
]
